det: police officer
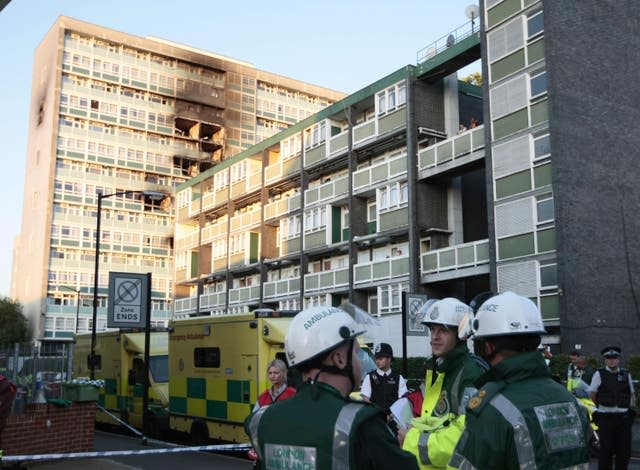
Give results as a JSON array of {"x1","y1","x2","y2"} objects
[
  {"x1": 360, "y1": 343, "x2": 408, "y2": 413},
  {"x1": 589, "y1": 346, "x2": 635, "y2": 470},
  {"x1": 401, "y1": 298, "x2": 487, "y2": 469},
  {"x1": 245, "y1": 306, "x2": 419, "y2": 470},
  {"x1": 449, "y1": 292, "x2": 590, "y2": 469}
]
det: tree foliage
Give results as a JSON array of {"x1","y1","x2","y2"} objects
[
  {"x1": 462, "y1": 72, "x2": 483, "y2": 87},
  {"x1": 0, "y1": 297, "x2": 28, "y2": 345}
]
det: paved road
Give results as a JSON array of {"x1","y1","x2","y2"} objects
[{"x1": 24, "y1": 430, "x2": 253, "y2": 470}]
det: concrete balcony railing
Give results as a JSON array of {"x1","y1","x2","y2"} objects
[
  {"x1": 230, "y1": 208, "x2": 262, "y2": 232},
  {"x1": 201, "y1": 221, "x2": 228, "y2": 245},
  {"x1": 201, "y1": 188, "x2": 230, "y2": 213},
  {"x1": 174, "y1": 296, "x2": 197, "y2": 315},
  {"x1": 353, "y1": 153, "x2": 407, "y2": 194},
  {"x1": 228, "y1": 285, "x2": 260, "y2": 305},
  {"x1": 304, "y1": 268, "x2": 349, "y2": 293},
  {"x1": 175, "y1": 231, "x2": 200, "y2": 250},
  {"x1": 265, "y1": 154, "x2": 301, "y2": 185},
  {"x1": 353, "y1": 255, "x2": 410, "y2": 286},
  {"x1": 305, "y1": 175, "x2": 348, "y2": 207},
  {"x1": 264, "y1": 193, "x2": 301, "y2": 221},
  {"x1": 200, "y1": 291, "x2": 227, "y2": 311},
  {"x1": 418, "y1": 126, "x2": 484, "y2": 172},
  {"x1": 352, "y1": 119, "x2": 376, "y2": 146},
  {"x1": 263, "y1": 278, "x2": 300, "y2": 301},
  {"x1": 421, "y1": 239, "x2": 490, "y2": 275}
]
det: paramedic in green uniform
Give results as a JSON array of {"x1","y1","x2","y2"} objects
[
  {"x1": 449, "y1": 292, "x2": 590, "y2": 470},
  {"x1": 245, "y1": 305, "x2": 418, "y2": 470}
]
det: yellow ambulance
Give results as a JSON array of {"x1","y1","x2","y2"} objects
[
  {"x1": 168, "y1": 310, "x2": 295, "y2": 443},
  {"x1": 73, "y1": 331, "x2": 169, "y2": 433}
]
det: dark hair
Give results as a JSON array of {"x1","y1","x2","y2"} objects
[
  {"x1": 569, "y1": 350, "x2": 581, "y2": 357},
  {"x1": 488, "y1": 334, "x2": 541, "y2": 353}
]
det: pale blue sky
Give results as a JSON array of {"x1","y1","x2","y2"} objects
[{"x1": 0, "y1": 0, "x2": 480, "y2": 297}]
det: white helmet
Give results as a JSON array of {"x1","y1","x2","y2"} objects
[
  {"x1": 285, "y1": 306, "x2": 365, "y2": 367},
  {"x1": 472, "y1": 292, "x2": 546, "y2": 338},
  {"x1": 420, "y1": 298, "x2": 473, "y2": 329}
]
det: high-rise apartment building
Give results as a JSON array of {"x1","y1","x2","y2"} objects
[
  {"x1": 11, "y1": 16, "x2": 344, "y2": 342},
  {"x1": 482, "y1": 0, "x2": 640, "y2": 353}
]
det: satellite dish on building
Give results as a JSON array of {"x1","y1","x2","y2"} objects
[{"x1": 465, "y1": 4, "x2": 480, "y2": 32}]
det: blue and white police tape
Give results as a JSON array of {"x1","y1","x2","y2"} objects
[{"x1": 1, "y1": 443, "x2": 252, "y2": 463}]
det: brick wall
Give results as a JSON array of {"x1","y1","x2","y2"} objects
[{"x1": 1, "y1": 402, "x2": 95, "y2": 456}]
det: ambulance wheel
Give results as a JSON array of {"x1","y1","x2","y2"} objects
[{"x1": 190, "y1": 420, "x2": 209, "y2": 445}]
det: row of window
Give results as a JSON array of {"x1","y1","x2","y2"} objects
[
  {"x1": 48, "y1": 270, "x2": 171, "y2": 293},
  {"x1": 257, "y1": 82, "x2": 331, "y2": 107},
  {"x1": 67, "y1": 32, "x2": 224, "y2": 80},
  {"x1": 58, "y1": 116, "x2": 206, "y2": 154},
  {"x1": 51, "y1": 223, "x2": 170, "y2": 248},
  {"x1": 53, "y1": 203, "x2": 169, "y2": 227},
  {"x1": 51, "y1": 247, "x2": 168, "y2": 268}
]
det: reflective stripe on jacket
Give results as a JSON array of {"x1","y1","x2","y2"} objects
[
  {"x1": 448, "y1": 352, "x2": 590, "y2": 470},
  {"x1": 403, "y1": 344, "x2": 486, "y2": 469}
]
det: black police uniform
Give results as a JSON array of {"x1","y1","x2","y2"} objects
[
  {"x1": 591, "y1": 346, "x2": 635, "y2": 470},
  {"x1": 368, "y1": 370, "x2": 400, "y2": 412}
]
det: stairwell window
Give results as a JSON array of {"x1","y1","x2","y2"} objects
[
  {"x1": 529, "y1": 70, "x2": 547, "y2": 100},
  {"x1": 527, "y1": 11, "x2": 544, "y2": 40},
  {"x1": 536, "y1": 193, "x2": 554, "y2": 225},
  {"x1": 533, "y1": 133, "x2": 551, "y2": 161},
  {"x1": 539, "y1": 262, "x2": 557, "y2": 291}
]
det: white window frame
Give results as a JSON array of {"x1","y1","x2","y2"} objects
[
  {"x1": 303, "y1": 206, "x2": 327, "y2": 234},
  {"x1": 536, "y1": 193, "x2": 554, "y2": 225},
  {"x1": 529, "y1": 70, "x2": 547, "y2": 100},
  {"x1": 527, "y1": 11, "x2": 544, "y2": 40},
  {"x1": 304, "y1": 121, "x2": 327, "y2": 150},
  {"x1": 539, "y1": 262, "x2": 557, "y2": 291},
  {"x1": 378, "y1": 283, "x2": 407, "y2": 314},
  {"x1": 377, "y1": 181, "x2": 409, "y2": 212},
  {"x1": 376, "y1": 82, "x2": 407, "y2": 116},
  {"x1": 532, "y1": 133, "x2": 551, "y2": 161}
]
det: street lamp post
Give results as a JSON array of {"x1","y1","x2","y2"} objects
[
  {"x1": 59, "y1": 285, "x2": 81, "y2": 334},
  {"x1": 89, "y1": 189, "x2": 166, "y2": 380}
]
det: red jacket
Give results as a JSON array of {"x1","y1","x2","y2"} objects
[{"x1": 257, "y1": 385, "x2": 296, "y2": 407}]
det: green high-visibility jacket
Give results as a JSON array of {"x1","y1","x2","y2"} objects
[
  {"x1": 448, "y1": 351, "x2": 590, "y2": 470},
  {"x1": 245, "y1": 381, "x2": 419, "y2": 470},
  {"x1": 403, "y1": 344, "x2": 487, "y2": 469}
]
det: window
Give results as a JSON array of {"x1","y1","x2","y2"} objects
[
  {"x1": 367, "y1": 201, "x2": 377, "y2": 222},
  {"x1": 305, "y1": 121, "x2": 327, "y2": 149},
  {"x1": 376, "y1": 82, "x2": 407, "y2": 116},
  {"x1": 281, "y1": 215, "x2": 301, "y2": 240},
  {"x1": 527, "y1": 11, "x2": 544, "y2": 39},
  {"x1": 533, "y1": 133, "x2": 550, "y2": 160},
  {"x1": 194, "y1": 347, "x2": 220, "y2": 368},
  {"x1": 304, "y1": 206, "x2": 327, "y2": 233},
  {"x1": 378, "y1": 182, "x2": 409, "y2": 212},
  {"x1": 540, "y1": 263, "x2": 557, "y2": 290},
  {"x1": 529, "y1": 70, "x2": 547, "y2": 99},
  {"x1": 378, "y1": 283, "x2": 406, "y2": 314},
  {"x1": 536, "y1": 194, "x2": 554, "y2": 224},
  {"x1": 342, "y1": 207, "x2": 349, "y2": 228}
]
